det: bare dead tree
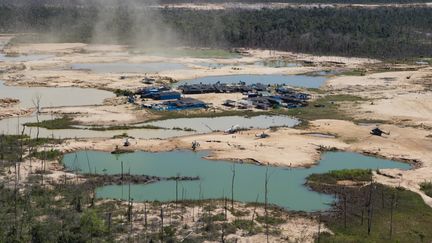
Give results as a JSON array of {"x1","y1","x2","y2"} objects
[
  {"x1": 85, "y1": 149, "x2": 92, "y2": 175},
  {"x1": 265, "y1": 164, "x2": 270, "y2": 243},
  {"x1": 0, "y1": 134, "x2": 4, "y2": 161},
  {"x1": 121, "y1": 161, "x2": 124, "y2": 181},
  {"x1": 160, "y1": 206, "x2": 164, "y2": 241},
  {"x1": 367, "y1": 182, "x2": 375, "y2": 235},
  {"x1": 144, "y1": 203, "x2": 148, "y2": 241},
  {"x1": 107, "y1": 212, "x2": 112, "y2": 235},
  {"x1": 14, "y1": 161, "x2": 19, "y2": 241},
  {"x1": 389, "y1": 191, "x2": 398, "y2": 239},
  {"x1": 361, "y1": 188, "x2": 367, "y2": 226},
  {"x1": 197, "y1": 182, "x2": 202, "y2": 219},
  {"x1": 250, "y1": 193, "x2": 260, "y2": 235},
  {"x1": 32, "y1": 94, "x2": 42, "y2": 140},
  {"x1": 27, "y1": 135, "x2": 33, "y2": 174},
  {"x1": 175, "y1": 173, "x2": 179, "y2": 206},
  {"x1": 343, "y1": 186, "x2": 347, "y2": 229},
  {"x1": 19, "y1": 125, "x2": 25, "y2": 162},
  {"x1": 231, "y1": 164, "x2": 236, "y2": 211},
  {"x1": 224, "y1": 196, "x2": 227, "y2": 221},
  {"x1": 221, "y1": 221, "x2": 225, "y2": 243},
  {"x1": 317, "y1": 213, "x2": 321, "y2": 243}
]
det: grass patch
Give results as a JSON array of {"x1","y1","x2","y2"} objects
[
  {"x1": 284, "y1": 94, "x2": 365, "y2": 122},
  {"x1": 256, "y1": 215, "x2": 284, "y2": 226},
  {"x1": 172, "y1": 127, "x2": 196, "y2": 132},
  {"x1": 419, "y1": 182, "x2": 432, "y2": 197},
  {"x1": 112, "y1": 133, "x2": 129, "y2": 139},
  {"x1": 89, "y1": 124, "x2": 164, "y2": 131},
  {"x1": 24, "y1": 118, "x2": 167, "y2": 131},
  {"x1": 307, "y1": 169, "x2": 372, "y2": 185},
  {"x1": 113, "y1": 89, "x2": 134, "y2": 97},
  {"x1": 0, "y1": 135, "x2": 62, "y2": 163},
  {"x1": 306, "y1": 87, "x2": 327, "y2": 94},
  {"x1": 25, "y1": 117, "x2": 77, "y2": 129},
  {"x1": 338, "y1": 69, "x2": 366, "y2": 76},
  {"x1": 353, "y1": 119, "x2": 388, "y2": 125},
  {"x1": 31, "y1": 149, "x2": 62, "y2": 161}
]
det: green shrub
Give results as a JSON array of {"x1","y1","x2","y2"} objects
[
  {"x1": 31, "y1": 149, "x2": 62, "y2": 161},
  {"x1": 420, "y1": 182, "x2": 432, "y2": 197},
  {"x1": 308, "y1": 169, "x2": 372, "y2": 184}
]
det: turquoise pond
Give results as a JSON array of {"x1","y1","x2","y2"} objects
[
  {"x1": 176, "y1": 74, "x2": 327, "y2": 88},
  {"x1": 63, "y1": 151, "x2": 410, "y2": 212}
]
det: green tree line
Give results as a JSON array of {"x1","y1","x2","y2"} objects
[{"x1": 0, "y1": 5, "x2": 431, "y2": 58}]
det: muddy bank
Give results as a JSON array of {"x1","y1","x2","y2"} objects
[{"x1": 82, "y1": 173, "x2": 200, "y2": 187}]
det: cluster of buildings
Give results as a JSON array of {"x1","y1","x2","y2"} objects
[
  {"x1": 133, "y1": 81, "x2": 310, "y2": 111},
  {"x1": 178, "y1": 82, "x2": 268, "y2": 94},
  {"x1": 223, "y1": 86, "x2": 309, "y2": 110}
]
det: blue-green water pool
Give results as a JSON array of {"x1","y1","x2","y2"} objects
[{"x1": 63, "y1": 150, "x2": 410, "y2": 211}]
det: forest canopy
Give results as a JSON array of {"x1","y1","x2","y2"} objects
[{"x1": 0, "y1": 5, "x2": 431, "y2": 59}]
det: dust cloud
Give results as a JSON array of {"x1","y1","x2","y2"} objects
[{"x1": 91, "y1": 0, "x2": 181, "y2": 49}]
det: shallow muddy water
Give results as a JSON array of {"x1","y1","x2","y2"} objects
[
  {"x1": 0, "y1": 54, "x2": 54, "y2": 62},
  {"x1": 144, "y1": 115, "x2": 300, "y2": 133},
  {"x1": 70, "y1": 62, "x2": 188, "y2": 73},
  {"x1": 0, "y1": 81, "x2": 114, "y2": 108},
  {"x1": 254, "y1": 60, "x2": 301, "y2": 68},
  {"x1": 0, "y1": 115, "x2": 298, "y2": 139},
  {"x1": 63, "y1": 151, "x2": 410, "y2": 211},
  {"x1": 0, "y1": 114, "x2": 193, "y2": 139}
]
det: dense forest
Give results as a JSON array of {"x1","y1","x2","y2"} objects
[
  {"x1": 0, "y1": 5, "x2": 431, "y2": 59},
  {"x1": 1, "y1": 0, "x2": 432, "y2": 6}
]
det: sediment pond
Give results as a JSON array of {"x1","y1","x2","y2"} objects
[
  {"x1": 177, "y1": 74, "x2": 327, "y2": 88},
  {"x1": 70, "y1": 62, "x2": 188, "y2": 73},
  {"x1": 0, "y1": 114, "x2": 193, "y2": 139},
  {"x1": 63, "y1": 150, "x2": 410, "y2": 211},
  {"x1": 142, "y1": 115, "x2": 299, "y2": 133},
  {"x1": 0, "y1": 115, "x2": 298, "y2": 139},
  {"x1": 0, "y1": 54, "x2": 54, "y2": 62},
  {"x1": 0, "y1": 80, "x2": 114, "y2": 108}
]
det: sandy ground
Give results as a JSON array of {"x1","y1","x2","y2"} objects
[
  {"x1": 361, "y1": 92, "x2": 432, "y2": 126},
  {"x1": 0, "y1": 107, "x2": 33, "y2": 120},
  {"x1": 326, "y1": 68, "x2": 432, "y2": 127},
  {"x1": 53, "y1": 128, "x2": 347, "y2": 168},
  {"x1": 2, "y1": 157, "x2": 79, "y2": 189},
  {"x1": 5, "y1": 43, "x2": 87, "y2": 54},
  {"x1": 1, "y1": 43, "x2": 379, "y2": 93},
  {"x1": 0, "y1": 41, "x2": 374, "y2": 122},
  {"x1": 44, "y1": 103, "x2": 155, "y2": 126}
]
